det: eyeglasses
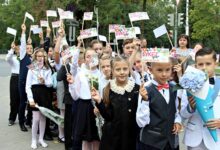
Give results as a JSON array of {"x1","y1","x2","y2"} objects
[
  {"x1": 37, "y1": 55, "x2": 44, "y2": 58},
  {"x1": 125, "y1": 46, "x2": 135, "y2": 49}
]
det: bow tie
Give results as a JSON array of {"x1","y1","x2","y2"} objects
[
  {"x1": 209, "y1": 77, "x2": 215, "y2": 85},
  {"x1": 157, "y1": 84, "x2": 169, "y2": 90}
]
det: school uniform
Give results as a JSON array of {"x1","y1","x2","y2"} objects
[
  {"x1": 57, "y1": 64, "x2": 74, "y2": 150},
  {"x1": 18, "y1": 33, "x2": 32, "y2": 127},
  {"x1": 133, "y1": 70, "x2": 152, "y2": 86},
  {"x1": 180, "y1": 77, "x2": 220, "y2": 150},
  {"x1": 136, "y1": 80, "x2": 181, "y2": 150},
  {"x1": 5, "y1": 49, "x2": 20, "y2": 123},
  {"x1": 69, "y1": 66, "x2": 101, "y2": 142},
  {"x1": 96, "y1": 79, "x2": 139, "y2": 150},
  {"x1": 25, "y1": 66, "x2": 53, "y2": 111}
]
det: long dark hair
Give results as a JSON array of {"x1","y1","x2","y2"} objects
[{"x1": 177, "y1": 34, "x2": 190, "y2": 48}]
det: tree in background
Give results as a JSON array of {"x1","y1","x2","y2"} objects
[{"x1": 190, "y1": 0, "x2": 220, "y2": 51}]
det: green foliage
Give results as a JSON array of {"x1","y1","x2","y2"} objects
[{"x1": 190, "y1": 0, "x2": 220, "y2": 51}]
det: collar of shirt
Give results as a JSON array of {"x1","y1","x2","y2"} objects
[{"x1": 151, "y1": 79, "x2": 170, "y2": 103}]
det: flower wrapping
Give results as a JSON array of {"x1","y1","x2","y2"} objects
[{"x1": 179, "y1": 66, "x2": 218, "y2": 142}]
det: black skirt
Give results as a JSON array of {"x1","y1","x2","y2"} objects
[
  {"x1": 31, "y1": 85, "x2": 50, "y2": 111},
  {"x1": 73, "y1": 99, "x2": 99, "y2": 142}
]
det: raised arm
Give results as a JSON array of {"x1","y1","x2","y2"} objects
[{"x1": 20, "y1": 24, "x2": 27, "y2": 60}]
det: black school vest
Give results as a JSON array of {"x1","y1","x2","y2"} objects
[{"x1": 140, "y1": 83, "x2": 177, "y2": 150}]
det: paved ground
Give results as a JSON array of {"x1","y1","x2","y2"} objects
[
  {"x1": 0, "y1": 54, "x2": 186, "y2": 150},
  {"x1": 0, "y1": 55, "x2": 65, "y2": 150}
]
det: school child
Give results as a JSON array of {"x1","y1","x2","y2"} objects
[
  {"x1": 6, "y1": 42, "x2": 20, "y2": 126},
  {"x1": 122, "y1": 39, "x2": 135, "y2": 58},
  {"x1": 136, "y1": 59, "x2": 182, "y2": 150},
  {"x1": 68, "y1": 49, "x2": 101, "y2": 150},
  {"x1": 90, "y1": 40, "x2": 103, "y2": 58},
  {"x1": 18, "y1": 23, "x2": 33, "y2": 132},
  {"x1": 25, "y1": 48, "x2": 53, "y2": 149},
  {"x1": 180, "y1": 48, "x2": 220, "y2": 150},
  {"x1": 90, "y1": 56, "x2": 140, "y2": 150},
  {"x1": 99, "y1": 55, "x2": 112, "y2": 95}
]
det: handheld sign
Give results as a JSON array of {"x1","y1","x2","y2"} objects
[
  {"x1": 83, "y1": 12, "x2": 93, "y2": 21},
  {"x1": 40, "y1": 20, "x2": 49, "y2": 27},
  {"x1": 24, "y1": 12, "x2": 34, "y2": 23},
  {"x1": 80, "y1": 28, "x2": 98, "y2": 39},
  {"x1": 153, "y1": 24, "x2": 167, "y2": 38},
  {"x1": 134, "y1": 27, "x2": 141, "y2": 35},
  {"x1": 46, "y1": 10, "x2": 57, "y2": 17},
  {"x1": 109, "y1": 24, "x2": 125, "y2": 33},
  {"x1": 6, "y1": 27, "x2": 17, "y2": 36},
  {"x1": 52, "y1": 21, "x2": 61, "y2": 28},
  {"x1": 98, "y1": 35, "x2": 107, "y2": 42},
  {"x1": 7, "y1": 27, "x2": 17, "y2": 42},
  {"x1": 33, "y1": 28, "x2": 43, "y2": 34},
  {"x1": 129, "y1": 12, "x2": 149, "y2": 22},
  {"x1": 141, "y1": 47, "x2": 170, "y2": 62},
  {"x1": 60, "y1": 11, "x2": 73, "y2": 20},
  {"x1": 30, "y1": 25, "x2": 39, "y2": 31}
]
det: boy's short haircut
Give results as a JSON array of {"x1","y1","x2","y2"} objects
[
  {"x1": 122, "y1": 39, "x2": 133, "y2": 47},
  {"x1": 195, "y1": 47, "x2": 217, "y2": 62}
]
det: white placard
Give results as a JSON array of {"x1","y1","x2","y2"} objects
[
  {"x1": 6, "y1": 27, "x2": 17, "y2": 36},
  {"x1": 60, "y1": 11, "x2": 73, "y2": 20},
  {"x1": 33, "y1": 28, "x2": 43, "y2": 34},
  {"x1": 109, "y1": 24, "x2": 125, "y2": 33},
  {"x1": 83, "y1": 12, "x2": 93, "y2": 21},
  {"x1": 153, "y1": 24, "x2": 167, "y2": 38},
  {"x1": 47, "y1": 10, "x2": 57, "y2": 17},
  {"x1": 40, "y1": 20, "x2": 49, "y2": 27},
  {"x1": 129, "y1": 12, "x2": 149, "y2": 22},
  {"x1": 80, "y1": 28, "x2": 98, "y2": 39},
  {"x1": 134, "y1": 27, "x2": 141, "y2": 34},
  {"x1": 52, "y1": 21, "x2": 60, "y2": 28},
  {"x1": 30, "y1": 25, "x2": 39, "y2": 31},
  {"x1": 25, "y1": 12, "x2": 34, "y2": 22},
  {"x1": 98, "y1": 35, "x2": 107, "y2": 42}
]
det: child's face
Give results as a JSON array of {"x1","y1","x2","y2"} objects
[
  {"x1": 48, "y1": 47, "x2": 54, "y2": 58},
  {"x1": 196, "y1": 54, "x2": 217, "y2": 77},
  {"x1": 26, "y1": 44, "x2": 33, "y2": 55},
  {"x1": 178, "y1": 38, "x2": 187, "y2": 48},
  {"x1": 149, "y1": 62, "x2": 172, "y2": 85},
  {"x1": 112, "y1": 61, "x2": 129, "y2": 84},
  {"x1": 36, "y1": 51, "x2": 44, "y2": 63},
  {"x1": 134, "y1": 53, "x2": 142, "y2": 72},
  {"x1": 85, "y1": 50, "x2": 96, "y2": 65},
  {"x1": 123, "y1": 43, "x2": 135, "y2": 56},
  {"x1": 93, "y1": 43, "x2": 103, "y2": 56},
  {"x1": 100, "y1": 59, "x2": 111, "y2": 78}
]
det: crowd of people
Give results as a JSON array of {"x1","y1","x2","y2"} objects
[{"x1": 5, "y1": 21, "x2": 220, "y2": 150}]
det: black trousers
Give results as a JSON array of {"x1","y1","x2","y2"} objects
[
  {"x1": 64, "y1": 104, "x2": 73, "y2": 150},
  {"x1": 8, "y1": 74, "x2": 20, "y2": 121},
  {"x1": 18, "y1": 81, "x2": 32, "y2": 125},
  {"x1": 140, "y1": 142, "x2": 174, "y2": 150}
]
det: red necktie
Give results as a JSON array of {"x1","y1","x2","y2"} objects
[{"x1": 157, "y1": 84, "x2": 169, "y2": 90}]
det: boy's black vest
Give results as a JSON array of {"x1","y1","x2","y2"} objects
[
  {"x1": 19, "y1": 54, "x2": 31, "y2": 83},
  {"x1": 140, "y1": 83, "x2": 177, "y2": 150}
]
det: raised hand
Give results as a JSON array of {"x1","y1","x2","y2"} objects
[
  {"x1": 139, "y1": 84, "x2": 148, "y2": 101},
  {"x1": 91, "y1": 88, "x2": 101, "y2": 103},
  {"x1": 66, "y1": 73, "x2": 74, "y2": 84}
]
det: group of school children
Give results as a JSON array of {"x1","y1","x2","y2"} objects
[{"x1": 5, "y1": 22, "x2": 220, "y2": 150}]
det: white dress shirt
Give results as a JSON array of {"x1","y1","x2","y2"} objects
[
  {"x1": 25, "y1": 67, "x2": 52, "y2": 103},
  {"x1": 5, "y1": 49, "x2": 20, "y2": 74},
  {"x1": 136, "y1": 80, "x2": 182, "y2": 128}
]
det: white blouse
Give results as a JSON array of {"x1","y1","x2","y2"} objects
[
  {"x1": 25, "y1": 66, "x2": 52, "y2": 102},
  {"x1": 5, "y1": 49, "x2": 20, "y2": 74},
  {"x1": 69, "y1": 66, "x2": 102, "y2": 100}
]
